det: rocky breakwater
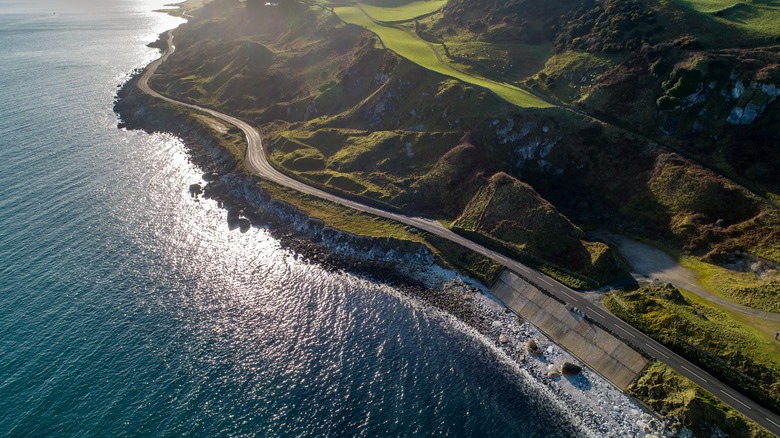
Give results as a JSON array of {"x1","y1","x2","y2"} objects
[{"x1": 471, "y1": 292, "x2": 667, "y2": 437}]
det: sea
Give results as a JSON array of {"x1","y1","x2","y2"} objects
[{"x1": 0, "y1": 1, "x2": 578, "y2": 436}]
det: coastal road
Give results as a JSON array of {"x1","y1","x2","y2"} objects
[{"x1": 138, "y1": 31, "x2": 780, "y2": 436}]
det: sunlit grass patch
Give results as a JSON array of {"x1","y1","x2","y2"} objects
[
  {"x1": 269, "y1": 127, "x2": 463, "y2": 204},
  {"x1": 257, "y1": 179, "x2": 425, "y2": 242},
  {"x1": 359, "y1": 0, "x2": 447, "y2": 22},
  {"x1": 720, "y1": 4, "x2": 780, "y2": 36},
  {"x1": 669, "y1": 0, "x2": 780, "y2": 44},
  {"x1": 333, "y1": 6, "x2": 551, "y2": 108},
  {"x1": 535, "y1": 50, "x2": 623, "y2": 101},
  {"x1": 677, "y1": 0, "x2": 745, "y2": 13},
  {"x1": 677, "y1": 288, "x2": 780, "y2": 363},
  {"x1": 680, "y1": 255, "x2": 780, "y2": 313}
]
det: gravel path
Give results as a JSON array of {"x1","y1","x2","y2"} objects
[{"x1": 593, "y1": 231, "x2": 780, "y2": 322}]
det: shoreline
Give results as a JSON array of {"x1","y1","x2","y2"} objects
[
  {"x1": 128, "y1": 2, "x2": 780, "y2": 435},
  {"x1": 113, "y1": 32, "x2": 669, "y2": 437}
]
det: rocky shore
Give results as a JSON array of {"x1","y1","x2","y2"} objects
[
  {"x1": 115, "y1": 69, "x2": 482, "y2": 326},
  {"x1": 114, "y1": 67, "x2": 670, "y2": 437}
]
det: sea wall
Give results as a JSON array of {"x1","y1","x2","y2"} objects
[{"x1": 491, "y1": 270, "x2": 649, "y2": 390}]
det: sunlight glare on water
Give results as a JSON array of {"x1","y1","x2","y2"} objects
[{"x1": 0, "y1": 0, "x2": 578, "y2": 436}]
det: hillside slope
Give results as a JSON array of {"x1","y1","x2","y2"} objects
[{"x1": 150, "y1": 0, "x2": 778, "y2": 283}]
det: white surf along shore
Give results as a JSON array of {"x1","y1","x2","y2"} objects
[
  {"x1": 133, "y1": 6, "x2": 670, "y2": 436},
  {"x1": 361, "y1": 258, "x2": 670, "y2": 438}
]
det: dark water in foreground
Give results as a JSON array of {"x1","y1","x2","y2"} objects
[{"x1": 0, "y1": 1, "x2": 577, "y2": 435}]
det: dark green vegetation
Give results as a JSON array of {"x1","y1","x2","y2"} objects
[
  {"x1": 152, "y1": 0, "x2": 778, "y2": 294},
  {"x1": 630, "y1": 362, "x2": 773, "y2": 437},
  {"x1": 555, "y1": 0, "x2": 656, "y2": 53},
  {"x1": 607, "y1": 285, "x2": 780, "y2": 417},
  {"x1": 149, "y1": 0, "x2": 780, "y2": 433}
]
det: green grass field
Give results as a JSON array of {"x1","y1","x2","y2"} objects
[
  {"x1": 680, "y1": 256, "x2": 780, "y2": 313},
  {"x1": 670, "y1": 0, "x2": 780, "y2": 43},
  {"x1": 678, "y1": 288, "x2": 780, "y2": 362},
  {"x1": 606, "y1": 284, "x2": 780, "y2": 416},
  {"x1": 359, "y1": 0, "x2": 447, "y2": 22},
  {"x1": 333, "y1": 5, "x2": 552, "y2": 108},
  {"x1": 719, "y1": 4, "x2": 780, "y2": 36}
]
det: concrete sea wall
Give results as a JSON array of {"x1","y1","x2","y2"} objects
[{"x1": 491, "y1": 270, "x2": 649, "y2": 390}]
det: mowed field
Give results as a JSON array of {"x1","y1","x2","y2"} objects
[
  {"x1": 359, "y1": 0, "x2": 447, "y2": 22},
  {"x1": 672, "y1": 0, "x2": 780, "y2": 42},
  {"x1": 333, "y1": 4, "x2": 552, "y2": 108}
]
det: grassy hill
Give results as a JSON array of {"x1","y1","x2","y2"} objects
[
  {"x1": 145, "y1": 0, "x2": 780, "y2": 433},
  {"x1": 152, "y1": 0, "x2": 779, "y2": 278}
]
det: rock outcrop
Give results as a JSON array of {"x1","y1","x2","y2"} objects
[
  {"x1": 561, "y1": 362, "x2": 583, "y2": 376},
  {"x1": 526, "y1": 339, "x2": 543, "y2": 355}
]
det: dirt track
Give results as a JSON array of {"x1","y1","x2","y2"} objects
[{"x1": 593, "y1": 231, "x2": 780, "y2": 322}]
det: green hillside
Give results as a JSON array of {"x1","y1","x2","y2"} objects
[{"x1": 147, "y1": 1, "x2": 780, "y2": 431}]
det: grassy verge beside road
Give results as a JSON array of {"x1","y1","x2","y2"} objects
[
  {"x1": 257, "y1": 179, "x2": 503, "y2": 284},
  {"x1": 606, "y1": 284, "x2": 780, "y2": 417},
  {"x1": 630, "y1": 362, "x2": 772, "y2": 437},
  {"x1": 257, "y1": 179, "x2": 424, "y2": 243}
]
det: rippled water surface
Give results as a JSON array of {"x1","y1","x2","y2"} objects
[{"x1": 0, "y1": 1, "x2": 577, "y2": 436}]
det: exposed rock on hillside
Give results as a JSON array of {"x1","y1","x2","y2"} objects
[
  {"x1": 147, "y1": 0, "x2": 780, "y2": 279},
  {"x1": 577, "y1": 47, "x2": 780, "y2": 190}
]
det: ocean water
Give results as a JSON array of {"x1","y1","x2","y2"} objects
[{"x1": 0, "y1": 1, "x2": 577, "y2": 436}]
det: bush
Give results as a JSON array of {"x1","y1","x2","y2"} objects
[{"x1": 554, "y1": 0, "x2": 655, "y2": 53}]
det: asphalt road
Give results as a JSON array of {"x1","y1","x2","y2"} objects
[{"x1": 138, "y1": 31, "x2": 780, "y2": 436}]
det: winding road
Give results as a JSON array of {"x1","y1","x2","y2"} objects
[{"x1": 137, "y1": 30, "x2": 780, "y2": 436}]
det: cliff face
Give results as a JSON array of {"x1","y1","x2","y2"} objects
[
  {"x1": 142, "y1": 0, "x2": 779, "y2": 277},
  {"x1": 574, "y1": 47, "x2": 780, "y2": 194}
]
